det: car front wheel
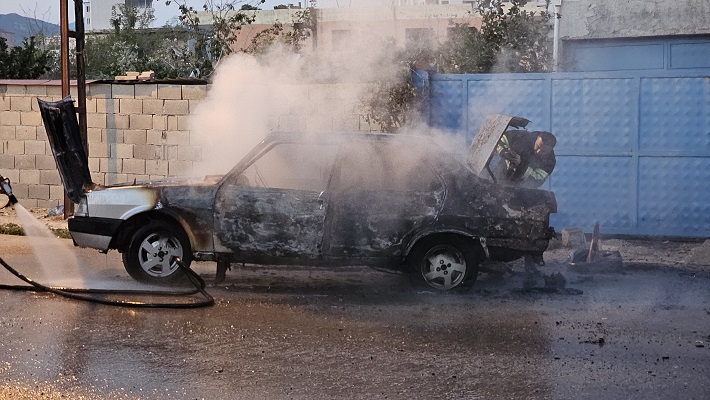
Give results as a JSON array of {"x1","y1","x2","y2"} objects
[
  {"x1": 122, "y1": 221, "x2": 192, "y2": 284},
  {"x1": 408, "y1": 235, "x2": 479, "y2": 292}
]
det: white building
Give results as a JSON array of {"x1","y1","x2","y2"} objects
[{"x1": 82, "y1": 0, "x2": 154, "y2": 31}]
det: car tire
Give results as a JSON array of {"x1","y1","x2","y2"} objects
[
  {"x1": 407, "y1": 235, "x2": 479, "y2": 292},
  {"x1": 122, "y1": 221, "x2": 192, "y2": 284}
]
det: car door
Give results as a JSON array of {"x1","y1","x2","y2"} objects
[
  {"x1": 325, "y1": 139, "x2": 445, "y2": 258},
  {"x1": 213, "y1": 141, "x2": 339, "y2": 260}
]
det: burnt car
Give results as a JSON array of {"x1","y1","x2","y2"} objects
[{"x1": 39, "y1": 97, "x2": 556, "y2": 292}]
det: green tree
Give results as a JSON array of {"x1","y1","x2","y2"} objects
[
  {"x1": 439, "y1": 0, "x2": 554, "y2": 73},
  {"x1": 362, "y1": 0, "x2": 555, "y2": 132},
  {"x1": 166, "y1": 0, "x2": 262, "y2": 78},
  {"x1": 0, "y1": 36, "x2": 52, "y2": 79},
  {"x1": 84, "y1": 4, "x2": 194, "y2": 79}
]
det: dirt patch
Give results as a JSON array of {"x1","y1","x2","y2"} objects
[{"x1": 0, "y1": 206, "x2": 68, "y2": 232}]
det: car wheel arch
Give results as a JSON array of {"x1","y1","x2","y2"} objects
[
  {"x1": 403, "y1": 228, "x2": 482, "y2": 259},
  {"x1": 111, "y1": 211, "x2": 194, "y2": 253}
]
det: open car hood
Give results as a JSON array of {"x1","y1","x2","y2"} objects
[
  {"x1": 38, "y1": 96, "x2": 93, "y2": 203},
  {"x1": 467, "y1": 114, "x2": 530, "y2": 178}
]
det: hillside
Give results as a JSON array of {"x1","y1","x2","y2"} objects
[{"x1": 0, "y1": 13, "x2": 60, "y2": 44}]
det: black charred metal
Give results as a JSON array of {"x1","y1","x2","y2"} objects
[{"x1": 38, "y1": 97, "x2": 94, "y2": 204}]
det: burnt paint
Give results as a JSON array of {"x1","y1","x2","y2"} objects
[{"x1": 214, "y1": 186, "x2": 326, "y2": 259}]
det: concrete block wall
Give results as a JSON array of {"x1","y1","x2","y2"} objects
[
  {"x1": 0, "y1": 81, "x2": 372, "y2": 209},
  {"x1": 0, "y1": 82, "x2": 208, "y2": 208}
]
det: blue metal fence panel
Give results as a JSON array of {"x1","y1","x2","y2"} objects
[{"x1": 429, "y1": 70, "x2": 710, "y2": 237}]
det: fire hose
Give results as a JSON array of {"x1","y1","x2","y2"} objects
[
  {"x1": 0, "y1": 257, "x2": 214, "y2": 308},
  {"x1": 0, "y1": 174, "x2": 213, "y2": 308}
]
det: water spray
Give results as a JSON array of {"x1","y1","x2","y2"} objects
[{"x1": 0, "y1": 175, "x2": 18, "y2": 206}]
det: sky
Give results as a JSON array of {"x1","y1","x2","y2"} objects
[{"x1": 0, "y1": 0, "x2": 387, "y2": 26}]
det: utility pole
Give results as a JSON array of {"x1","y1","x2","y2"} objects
[{"x1": 59, "y1": 0, "x2": 87, "y2": 218}]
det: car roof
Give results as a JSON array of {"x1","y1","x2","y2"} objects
[{"x1": 263, "y1": 131, "x2": 437, "y2": 146}]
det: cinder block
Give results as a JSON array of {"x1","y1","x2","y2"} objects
[
  {"x1": 91, "y1": 172, "x2": 106, "y2": 186},
  {"x1": 167, "y1": 116, "x2": 179, "y2": 131},
  {"x1": 163, "y1": 99, "x2": 189, "y2": 115},
  {"x1": 15, "y1": 126, "x2": 37, "y2": 140},
  {"x1": 178, "y1": 145, "x2": 201, "y2": 161},
  {"x1": 15, "y1": 155, "x2": 35, "y2": 169},
  {"x1": 1, "y1": 85, "x2": 26, "y2": 95},
  {"x1": 25, "y1": 85, "x2": 46, "y2": 97},
  {"x1": 0, "y1": 154, "x2": 14, "y2": 169},
  {"x1": 177, "y1": 115, "x2": 190, "y2": 130},
  {"x1": 87, "y1": 113, "x2": 108, "y2": 129},
  {"x1": 38, "y1": 198, "x2": 61, "y2": 209},
  {"x1": 134, "y1": 144, "x2": 162, "y2": 160},
  {"x1": 129, "y1": 114, "x2": 153, "y2": 130},
  {"x1": 88, "y1": 142, "x2": 110, "y2": 158},
  {"x1": 96, "y1": 98, "x2": 119, "y2": 113},
  {"x1": 166, "y1": 145, "x2": 178, "y2": 161},
  {"x1": 87, "y1": 84, "x2": 112, "y2": 98},
  {"x1": 88, "y1": 128, "x2": 103, "y2": 143},
  {"x1": 104, "y1": 128, "x2": 123, "y2": 144},
  {"x1": 19, "y1": 198, "x2": 38, "y2": 208},
  {"x1": 49, "y1": 185, "x2": 64, "y2": 202},
  {"x1": 165, "y1": 130, "x2": 190, "y2": 145},
  {"x1": 5, "y1": 140, "x2": 24, "y2": 154},
  {"x1": 28, "y1": 184, "x2": 50, "y2": 200},
  {"x1": 0, "y1": 96, "x2": 10, "y2": 111},
  {"x1": 0, "y1": 125, "x2": 15, "y2": 140},
  {"x1": 187, "y1": 99, "x2": 204, "y2": 114},
  {"x1": 19, "y1": 170, "x2": 40, "y2": 184},
  {"x1": 40, "y1": 170, "x2": 61, "y2": 185},
  {"x1": 119, "y1": 98, "x2": 143, "y2": 114},
  {"x1": 143, "y1": 99, "x2": 163, "y2": 115},
  {"x1": 112, "y1": 84, "x2": 135, "y2": 99},
  {"x1": 135, "y1": 84, "x2": 158, "y2": 99},
  {"x1": 127, "y1": 174, "x2": 149, "y2": 183},
  {"x1": 88, "y1": 157, "x2": 99, "y2": 172},
  {"x1": 109, "y1": 114, "x2": 129, "y2": 129},
  {"x1": 122, "y1": 158, "x2": 145, "y2": 174},
  {"x1": 36, "y1": 154, "x2": 56, "y2": 170},
  {"x1": 100, "y1": 158, "x2": 123, "y2": 173},
  {"x1": 158, "y1": 84, "x2": 182, "y2": 100},
  {"x1": 10, "y1": 96, "x2": 32, "y2": 111},
  {"x1": 7, "y1": 181, "x2": 28, "y2": 198},
  {"x1": 152, "y1": 116, "x2": 167, "y2": 131},
  {"x1": 146, "y1": 159, "x2": 168, "y2": 175},
  {"x1": 25, "y1": 140, "x2": 46, "y2": 155},
  {"x1": 182, "y1": 85, "x2": 208, "y2": 100},
  {"x1": 84, "y1": 98, "x2": 97, "y2": 114},
  {"x1": 124, "y1": 129, "x2": 147, "y2": 144},
  {"x1": 20, "y1": 111, "x2": 42, "y2": 126},
  {"x1": 45, "y1": 86, "x2": 62, "y2": 97},
  {"x1": 168, "y1": 160, "x2": 192, "y2": 176},
  {"x1": 112, "y1": 143, "x2": 134, "y2": 159},
  {"x1": 0, "y1": 111, "x2": 21, "y2": 125},
  {"x1": 105, "y1": 173, "x2": 128, "y2": 185}
]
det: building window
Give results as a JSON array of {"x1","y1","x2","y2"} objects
[{"x1": 331, "y1": 29, "x2": 352, "y2": 51}]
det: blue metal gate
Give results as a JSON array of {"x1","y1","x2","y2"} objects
[{"x1": 428, "y1": 70, "x2": 710, "y2": 237}]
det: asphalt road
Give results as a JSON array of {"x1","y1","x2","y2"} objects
[{"x1": 0, "y1": 235, "x2": 708, "y2": 400}]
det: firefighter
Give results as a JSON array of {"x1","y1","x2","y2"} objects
[{"x1": 494, "y1": 130, "x2": 557, "y2": 189}]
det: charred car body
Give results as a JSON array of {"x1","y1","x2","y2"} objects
[{"x1": 39, "y1": 97, "x2": 556, "y2": 291}]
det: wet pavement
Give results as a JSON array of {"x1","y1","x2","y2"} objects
[{"x1": 0, "y1": 236, "x2": 709, "y2": 399}]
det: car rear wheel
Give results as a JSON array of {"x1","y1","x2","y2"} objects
[
  {"x1": 122, "y1": 221, "x2": 192, "y2": 284},
  {"x1": 408, "y1": 235, "x2": 479, "y2": 292}
]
